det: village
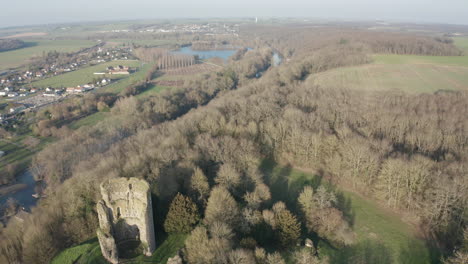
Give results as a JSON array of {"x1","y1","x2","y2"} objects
[
  {"x1": 0, "y1": 45, "x2": 134, "y2": 91},
  {"x1": 102, "y1": 22, "x2": 239, "y2": 36},
  {"x1": 0, "y1": 64, "x2": 133, "y2": 123}
]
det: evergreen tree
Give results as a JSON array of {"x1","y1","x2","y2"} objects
[{"x1": 164, "y1": 193, "x2": 200, "y2": 233}]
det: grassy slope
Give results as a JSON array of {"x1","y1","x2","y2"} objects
[
  {"x1": 260, "y1": 160, "x2": 437, "y2": 264},
  {"x1": 51, "y1": 234, "x2": 186, "y2": 264},
  {"x1": 0, "y1": 39, "x2": 96, "y2": 71},
  {"x1": 30, "y1": 60, "x2": 141, "y2": 88}
]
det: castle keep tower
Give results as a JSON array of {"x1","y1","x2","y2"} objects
[{"x1": 97, "y1": 177, "x2": 156, "y2": 264}]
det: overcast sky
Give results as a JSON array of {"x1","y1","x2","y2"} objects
[{"x1": 2, "y1": 0, "x2": 468, "y2": 28}]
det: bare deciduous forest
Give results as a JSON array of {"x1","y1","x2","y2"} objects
[{"x1": 0, "y1": 24, "x2": 467, "y2": 264}]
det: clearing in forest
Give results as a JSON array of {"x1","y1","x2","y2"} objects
[{"x1": 260, "y1": 160, "x2": 438, "y2": 264}]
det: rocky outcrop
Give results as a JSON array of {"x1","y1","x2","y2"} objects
[{"x1": 97, "y1": 177, "x2": 156, "y2": 263}]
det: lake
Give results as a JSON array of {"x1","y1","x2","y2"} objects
[{"x1": 174, "y1": 46, "x2": 237, "y2": 61}]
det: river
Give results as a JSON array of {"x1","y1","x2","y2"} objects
[{"x1": 0, "y1": 170, "x2": 37, "y2": 210}]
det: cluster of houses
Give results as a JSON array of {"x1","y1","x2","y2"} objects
[
  {"x1": 94, "y1": 65, "x2": 131, "y2": 75},
  {"x1": 103, "y1": 23, "x2": 239, "y2": 35},
  {"x1": 0, "y1": 87, "x2": 36, "y2": 98},
  {"x1": 0, "y1": 46, "x2": 134, "y2": 92},
  {"x1": 0, "y1": 61, "x2": 88, "y2": 88},
  {"x1": 90, "y1": 46, "x2": 134, "y2": 64}
]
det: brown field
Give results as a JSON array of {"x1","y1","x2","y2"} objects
[
  {"x1": 3, "y1": 32, "x2": 48, "y2": 39},
  {"x1": 161, "y1": 63, "x2": 220, "y2": 76}
]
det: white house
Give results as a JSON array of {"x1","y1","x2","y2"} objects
[
  {"x1": 10, "y1": 105, "x2": 26, "y2": 113},
  {"x1": 8, "y1": 92, "x2": 18, "y2": 97}
]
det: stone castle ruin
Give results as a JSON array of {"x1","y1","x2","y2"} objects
[{"x1": 97, "y1": 177, "x2": 156, "y2": 264}]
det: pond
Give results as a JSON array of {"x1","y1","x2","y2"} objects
[
  {"x1": 0, "y1": 170, "x2": 37, "y2": 210},
  {"x1": 174, "y1": 46, "x2": 237, "y2": 61}
]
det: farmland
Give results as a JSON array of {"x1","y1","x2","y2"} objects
[
  {"x1": 454, "y1": 37, "x2": 468, "y2": 53},
  {"x1": 30, "y1": 60, "x2": 141, "y2": 88},
  {"x1": 310, "y1": 53, "x2": 468, "y2": 93},
  {"x1": 0, "y1": 39, "x2": 96, "y2": 71}
]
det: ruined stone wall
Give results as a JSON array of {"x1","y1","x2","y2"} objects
[{"x1": 97, "y1": 177, "x2": 156, "y2": 263}]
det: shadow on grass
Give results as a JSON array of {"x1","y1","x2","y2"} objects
[
  {"x1": 325, "y1": 239, "x2": 394, "y2": 264},
  {"x1": 398, "y1": 238, "x2": 442, "y2": 264}
]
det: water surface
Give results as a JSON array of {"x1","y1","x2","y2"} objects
[
  {"x1": 174, "y1": 46, "x2": 236, "y2": 61},
  {"x1": 0, "y1": 170, "x2": 37, "y2": 210}
]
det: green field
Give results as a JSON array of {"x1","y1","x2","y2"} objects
[
  {"x1": 31, "y1": 60, "x2": 141, "y2": 88},
  {"x1": 454, "y1": 37, "x2": 468, "y2": 53},
  {"x1": 68, "y1": 112, "x2": 109, "y2": 130},
  {"x1": 373, "y1": 54, "x2": 468, "y2": 67},
  {"x1": 0, "y1": 139, "x2": 32, "y2": 171},
  {"x1": 137, "y1": 84, "x2": 172, "y2": 98},
  {"x1": 51, "y1": 234, "x2": 186, "y2": 264},
  {"x1": 0, "y1": 39, "x2": 96, "y2": 71},
  {"x1": 0, "y1": 134, "x2": 53, "y2": 177},
  {"x1": 97, "y1": 62, "x2": 153, "y2": 94},
  {"x1": 260, "y1": 160, "x2": 438, "y2": 264},
  {"x1": 310, "y1": 54, "x2": 468, "y2": 93}
]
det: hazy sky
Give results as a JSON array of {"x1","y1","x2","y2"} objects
[{"x1": 2, "y1": 0, "x2": 468, "y2": 27}]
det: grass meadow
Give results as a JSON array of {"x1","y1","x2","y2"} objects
[
  {"x1": 260, "y1": 160, "x2": 438, "y2": 264},
  {"x1": 31, "y1": 60, "x2": 141, "y2": 88},
  {"x1": 51, "y1": 234, "x2": 186, "y2": 264}
]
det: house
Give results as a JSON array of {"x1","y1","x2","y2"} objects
[
  {"x1": 35, "y1": 72, "x2": 43, "y2": 77},
  {"x1": 43, "y1": 92, "x2": 58, "y2": 97},
  {"x1": 0, "y1": 91, "x2": 6, "y2": 96},
  {"x1": 9, "y1": 105, "x2": 26, "y2": 113},
  {"x1": 74, "y1": 87, "x2": 84, "y2": 93},
  {"x1": 66, "y1": 87, "x2": 76, "y2": 93},
  {"x1": 101, "y1": 78, "x2": 111, "y2": 85},
  {"x1": 19, "y1": 93, "x2": 28, "y2": 97},
  {"x1": 7, "y1": 92, "x2": 18, "y2": 97},
  {"x1": 4, "y1": 87, "x2": 12, "y2": 91},
  {"x1": 19, "y1": 87, "x2": 28, "y2": 92},
  {"x1": 108, "y1": 65, "x2": 130, "y2": 75},
  {"x1": 45, "y1": 87, "x2": 53, "y2": 92},
  {"x1": 30, "y1": 88, "x2": 37, "y2": 93}
]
